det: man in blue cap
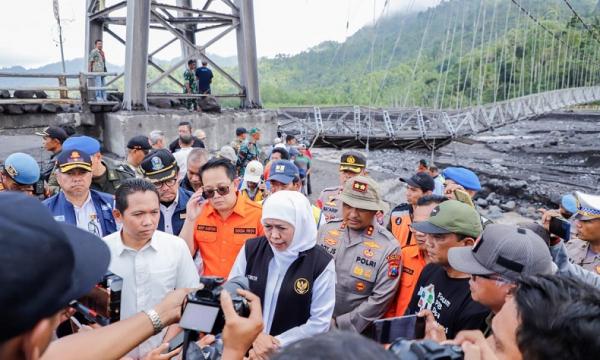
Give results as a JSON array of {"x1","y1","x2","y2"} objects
[
  {"x1": 442, "y1": 167, "x2": 481, "y2": 199},
  {"x1": 62, "y1": 135, "x2": 134, "y2": 195},
  {"x1": 268, "y1": 160, "x2": 323, "y2": 227},
  {"x1": 0, "y1": 152, "x2": 41, "y2": 195},
  {"x1": 43, "y1": 149, "x2": 117, "y2": 237}
]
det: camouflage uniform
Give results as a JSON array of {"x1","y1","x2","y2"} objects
[
  {"x1": 183, "y1": 68, "x2": 198, "y2": 110},
  {"x1": 91, "y1": 160, "x2": 136, "y2": 195},
  {"x1": 237, "y1": 140, "x2": 261, "y2": 176}
]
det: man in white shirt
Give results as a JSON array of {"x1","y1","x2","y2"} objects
[
  {"x1": 173, "y1": 133, "x2": 195, "y2": 180},
  {"x1": 104, "y1": 178, "x2": 199, "y2": 359}
]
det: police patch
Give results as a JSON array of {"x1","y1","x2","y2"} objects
[
  {"x1": 363, "y1": 241, "x2": 381, "y2": 249},
  {"x1": 355, "y1": 281, "x2": 365, "y2": 292},
  {"x1": 294, "y1": 278, "x2": 310, "y2": 295},
  {"x1": 363, "y1": 248, "x2": 374, "y2": 258},
  {"x1": 151, "y1": 156, "x2": 164, "y2": 171},
  {"x1": 352, "y1": 181, "x2": 368, "y2": 193},
  {"x1": 324, "y1": 238, "x2": 337, "y2": 246}
]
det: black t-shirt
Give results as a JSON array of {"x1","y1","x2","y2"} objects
[
  {"x1": 405, "y1": 263, "x2": 490, "y2": 339},
  {"x1": 168, "y1": 137, "x2": 205, "y2": 153}
]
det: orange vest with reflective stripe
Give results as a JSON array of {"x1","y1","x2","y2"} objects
[{"x1": 391, "y1": 213, "x2": 412, "y2": 248}]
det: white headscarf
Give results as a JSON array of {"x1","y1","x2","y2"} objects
[{"x1": 261, "y1": 190, "x2": 317, "y2": 268}]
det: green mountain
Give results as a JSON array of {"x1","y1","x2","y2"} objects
[{"x1": 257, "y1": 0, "x2": 600, "y2": 108}]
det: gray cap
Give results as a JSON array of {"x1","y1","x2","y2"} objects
[{"x1": 448, "y1": 223, "x2": 556, "y2": 281}]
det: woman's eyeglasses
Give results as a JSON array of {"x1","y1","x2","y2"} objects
[{"x1": 203, "y1": 184, "x2": 232, "y2": 199}]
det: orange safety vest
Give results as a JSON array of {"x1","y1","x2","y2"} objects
[
  {"x1": 391, "y1": 213, "x2": 413, "y2": 248},
  {"x1": 384, "y1": 245, "x2": 427, "y2": 317}
]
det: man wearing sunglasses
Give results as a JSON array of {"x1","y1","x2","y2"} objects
[
  {"x1": 180, "y1": 158, "x2": 264, "y2": 277},
  {"x1": 405, "y1": 200, "x2": 489, "y2": 339},
  {"x1": 141, "y1": 149, "x2": 193, "y2": 236},
  {"x1": 122, "y1": 135, "x2": 152, "y2": 178}
]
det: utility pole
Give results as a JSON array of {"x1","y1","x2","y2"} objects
[{"x1": 53, "y1": 0, "x2": 66, "y2": 73}]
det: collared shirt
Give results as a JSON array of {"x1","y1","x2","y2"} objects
[
  {"x1": 160, "y1": 191, "x2": 179, "y2": 235},
  {"x1": 103, "y1": 230, "x2": 199, "y2": 359},
  {"x1": 73, "y1": 192, "x2": 102, "y2": 236},
  {"x1": 229, "y1": 246, "x2": 336, "y2": 346},
  {"x1": 385, "y1": 245, "x2": 427, "y2": 318},
  {"x1": 89, "y1": 48, "x2": 106, "y2": 73},
  {"x1": 173, "y1": 147, "x2": 194, "y2": 179},
  {"x1": 566, "y1": 238, "x2": 600, "y2": 274},
  {"x1": 194, "y1": 194, "x2": 264, "y2": 277}
]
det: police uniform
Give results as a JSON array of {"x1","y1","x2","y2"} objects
[
  {"x1": 0, "y1": 152, "x2": 41, "y2": 195},
  {"x1": 568, "y1": 191, "x2": 600, "y2": 274},
  {"x1": 316, "y1": 176, "x2": 400, "y2": 333},
  {"x1": 316, "y1": 151, "x2": 367, "y2": 223},
  {"x1": 125, "y1": 135, "x2": 152, "y2": 179}
]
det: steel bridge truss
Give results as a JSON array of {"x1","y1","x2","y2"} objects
[{"x1": 278, "y1": 86, "x2": 600, "y2": 150}]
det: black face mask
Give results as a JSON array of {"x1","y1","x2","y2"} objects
[{"x1": 180, "y1": 134, "x2": 193, "y2": 143}]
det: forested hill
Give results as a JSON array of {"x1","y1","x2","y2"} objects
[{"x1": 256, "y1": 0, "x2": 600, "y2": 108}]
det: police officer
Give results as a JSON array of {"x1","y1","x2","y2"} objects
[
  {"x1": 140, "y1": 149, "x2": 193, "y2": 236},
  {"x1": 317, "y1": 175, "x2": 400, "y2": 333},
  {"x1": 43, "y1": 149, "x2": 117, "y2": 237},
  {"x1": 123, "y1": 135, "x2": 152, "y2": 178},
  {"x1": 0, "y1": 152, "x2": 41, "y2": 195},
  {"x1": 565, "y1": 191, "x2": 600, "y2": 274},
  {"x1": 62, "y1": 135, "x2": 134, "y2": 195},
  {"x1": 316, "y1": 151, "x2": 367, "y2": 223}
]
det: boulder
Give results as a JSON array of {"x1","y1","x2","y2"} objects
[
  {"x1": 148, "y1": 98, "x2": 172, "y2": 109},
  {"x1": 500, "y1": 200, "x2": 516, "y2": 212},
  {"x1": 0, "y1": 89, "x2": 10, "y2": 98},
  {"x1": 34, "y1": 91, "x2": 48, "y2": 99},
  {"x1": 487, "y1": 205, "x2": 504, "y2": 220},
  {"x1": 198, "y1": 95, "x2": 221, "y2": 113},
  {"x1": 476, "y1": 198, "x2": 488, "y2": 208},
  {"x1": 41, "y1": 103, "x2": 58, "y2": 113},
  {"x1": 6, "y1": 104, "x2": 23, "y2": 114},
  {"x1": 22, "y1": 104, "x2": 41, "y2": 113},
  {"x1": 13, "y1": 90, "x2": 35, "y2": 99}
]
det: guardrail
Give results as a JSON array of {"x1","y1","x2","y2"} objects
[{"x1": 0, "y1": 72, "x2": 119, "y2": 110}]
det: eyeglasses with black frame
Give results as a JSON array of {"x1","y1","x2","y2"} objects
[{"x1": 153, "y1": 178, "x2": 177, "y2": 189}]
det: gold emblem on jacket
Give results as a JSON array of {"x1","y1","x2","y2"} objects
[{"x1": 294, "y1": 278, "x2": 310, "y2": 295}]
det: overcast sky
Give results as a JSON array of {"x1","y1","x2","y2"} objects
[{"x1": 0, "y1": 0, "x2": 441, "y2": 69}]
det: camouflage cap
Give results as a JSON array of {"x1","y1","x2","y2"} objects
[{"x1": 339, "y1": 175, "x2": 388, "y2": 212}]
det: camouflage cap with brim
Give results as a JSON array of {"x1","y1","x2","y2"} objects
[
  {"x1": 339, "y1": 175, "x2": 389, "y2": 212},
  {"x1": 411, "y1": 199, "x2": 482, "y2": 238}
]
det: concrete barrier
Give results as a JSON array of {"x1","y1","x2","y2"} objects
[{"x1": 102, "y1": 109, "x2": 278, "y2": 157}]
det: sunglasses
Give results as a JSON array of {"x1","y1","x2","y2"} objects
[{"x1": 203, "y1": 184, "x2": 232, "y2": 199}]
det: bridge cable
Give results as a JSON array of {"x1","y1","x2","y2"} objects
[
  {"x1": 459, "y1": 0, "x2": 483, "y2": 109},
  {"x1": 438, "y1": 0, "x2": 460, "y2": 110},
  {"x1": 455, "y1": 0, "x2": 468, "y2": 109},
  {"x1": 433, "y1": 1, "x2": 457, "y2": 109}
]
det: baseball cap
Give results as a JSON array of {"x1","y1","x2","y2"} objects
[
  {"x1": 127, "y1": 135, "x2": 152, "y2": 150},
  {"x1": 560, "y1": 194, "x2": 577, "y2": 214},
  {"x1": 63, "y1": 135, "x2": 101, "y2": 156},
  {"x1": 573, "y1": 191, "x2": 600, "y2": 221},
  {"x1": 244, "y1": 160, "x2": 263, "y2": 183},
  {"x1": 236, "y1": 127, "x2": 248, "y2": 136},
  {"x1": 3, "y1": 152, "x2": 41, "y2": 185},
  {"x1": 35, "y1": 126, "x2": 68, "y2": 143},
  {"x1": 249, "y1": 127, "x2": 261, "y2": 135},
  {"x1": 56, "y1": 149, "x2": 92, "y2": 173},
  {"x1": 339, "y1": 151, "x2": 367, "y2": 173},
  {"x1": 448, "y1": 224, "x2": 556, "y2": 281},
  {"x1": 217, "y1": 145, "x2": 237, "y2": 163},
  {"x1": 140, "y1": 149, "x2": 177, "y2": 182},
  {"x1": 412, "y1": 200, "x2": 482, "y2": 238},
  {"x1": 0, "y1": 192, "x2": 110, "y2": 341},
  {"x1": 268, "y1": 160, "x2": 299, "y2": 185},
  {"x1": 442, "y1": 167, "x2": 481, "y2": 191},
  {"x1": 399, "y1": 172, "x2": 435, "y2": 192},
  {"x1": 339, "y1": 175, "x2": 388, "y2": 212}
]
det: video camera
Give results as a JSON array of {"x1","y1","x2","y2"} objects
[
  {"x1": 389, "y1": 339, "x2": 463, "y2": 360},
  {"x1": 71, "y1": 272, "x2": 123, "y2": 326},
  {"x1": 177, "y1": 276, "x2": 250, "y2": 360}
]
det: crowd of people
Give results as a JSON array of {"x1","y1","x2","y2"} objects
[{"x1": 1, "y1": 119, "x2": 599, "y2": 360}]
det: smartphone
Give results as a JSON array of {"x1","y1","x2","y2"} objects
[
  {"x1": 549, "y1": 217, "x2": 571, "y2": 241},
  {"x1": 167, "y1": 332, "x2": 185, "y2": 353},
  {"x1": 454, "y1": 189, "x2": 475, "y2": 208},
  {"x1": 372, "y1": 314, "x2": 426, "y2": 343}
]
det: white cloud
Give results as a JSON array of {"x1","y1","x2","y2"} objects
[{"x1": 0, "y1": 0, "x2": 441, "y2": 68}]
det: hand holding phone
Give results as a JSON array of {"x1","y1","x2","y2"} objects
[
  {"x1": 549, "y1": 216, "x2": 571, "y2": 241},
  {"x1": 371, "y1": 314, "x2": 426, "y2": 344}
]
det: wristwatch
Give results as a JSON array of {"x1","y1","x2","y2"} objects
[{"x1": 143, "y1": 309, "x2": 164, "y2": 335}]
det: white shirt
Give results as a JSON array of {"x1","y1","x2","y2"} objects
[
  {"x1": 229, "y1": 246, "x2": 336, "y2": 346},
  {"x1": 159, "y1": 191, "x2": 179, "y2": 235},
  {"x1": 103, "y1": 230, "x2": 199, "y2": 359},
  {"x1": 73, "y1": 192, "x2": 102, "y2": 236},
  {"x1": 173, "y1": 147, "x2": 193, "y2": 179}
]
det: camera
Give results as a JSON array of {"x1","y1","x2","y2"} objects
[
  {"x1": 73, "y1": 272, "x2": 123, "y2": 325},
  {"x1": 180, "y1": 276, "x2": 250, "y2": 335},
  {"x1": 389, "y1": 339, "x2": 463, "y2": 360}
]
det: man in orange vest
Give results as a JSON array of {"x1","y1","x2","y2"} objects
[
  {"x1": 179, "y1": 158, "x2": 264, "y2": 277},
  {"x1": 385, "y1": 195, "x2": 447, "y2": 317},
  {"x1": 388, "y1": 172, "x2": 435, "y2": 248}
]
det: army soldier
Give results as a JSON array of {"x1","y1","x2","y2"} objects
[
  {"x1": 316, "y1": 151, "x2": 367, "y2": 223},
  {"x1": 62, "y1": 136, "x2": 134, "y2": 195},
  {"x1": 317, "y1": 175, "x2": 400, "y2": 333},
  {"x1": 122, "y1": 135, "x2": 152, "y2": 178}
]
